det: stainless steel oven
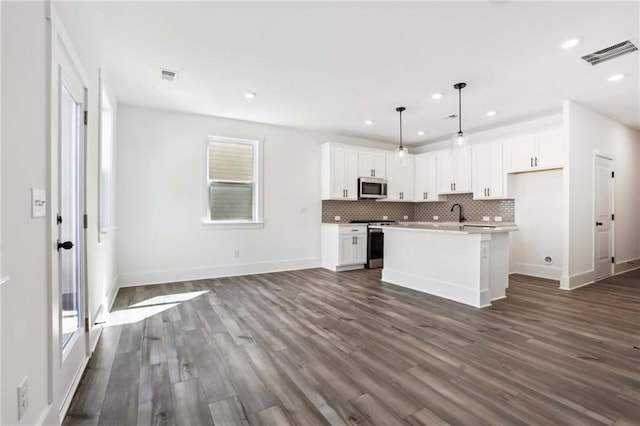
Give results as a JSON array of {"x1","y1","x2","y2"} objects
[{"x1": 358, "y1": 177, "x2": 388, "y2": 200}]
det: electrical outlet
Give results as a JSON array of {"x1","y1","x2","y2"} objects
[
  {"x1": 483, "y1": 216, "x2": 490, "y2": 222},
  {"x1": 233, "y1": 250, "x2": 240, "y2": 259},
  {"x1": 494, "y1": 216, "x2": 503, "y2": 222},
  {"x1": 18, "y1": 377, "x2": 28, "y2": 420},
  {"x1": 403, "y1": 215, "x2": 409, "y2": 220},
  {"x1": 334, "y1": 216, "x2": 341, "y2": 221},
  {"x1": 433, "y1": 216, "x2": 439, "y2": 221},
  {"x1": 382, "y1": 215, "x2": 388, "y2": 220}
]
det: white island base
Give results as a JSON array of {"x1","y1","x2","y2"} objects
[{"x1": 380, "y1": 226, "x2": 512, "y2": 308}]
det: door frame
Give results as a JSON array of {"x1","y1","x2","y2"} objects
[
  {"x1": 48, "y1": 8, "x2": 91, "y2": 423},
  {"x1": 593, "y1": 152, "x2": 615, "y2": 280}
]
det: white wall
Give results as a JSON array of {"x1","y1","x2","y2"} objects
[
  {"x1": 508, "y1": 170, "x2": 563, "y2": 279},
  {"x1": 563, "y1": 101, "x2": 640, "y2": 289},
  {"x1": 1, "y1": 2, "x2": 51, "y2": 424},
  {"x1": 116, "y1": 105, "x2": 392, "y2": 286}
]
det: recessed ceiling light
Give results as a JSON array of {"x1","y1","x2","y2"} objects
[
  {"x1": 561, "y1": 38, "x2": 580, "y2": 49},
  {"x1": 244, "y1": 92, "x2": 257, "y2": 99},
  {"x1": 608, "y1": 74, "x2": 625, "y2": 82},
  {"x1": 486, "y1": 110, "x2": 497, "y2": 117},
  {"x1": 417, "y1": 131, "x2": 425, "y2": 136},
  {"x1": 364, "y1": 119, "x2": 375, "y2": 125},
  {"x1": 431, "y1": 93, "x2": 443, "y2": 100}
]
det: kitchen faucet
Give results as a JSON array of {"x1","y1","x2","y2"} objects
[{"x1": 450, "y1": 203, "x2": 466, "y2": 223}]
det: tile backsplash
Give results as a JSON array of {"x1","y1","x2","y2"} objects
[
  {"x1": 322, "y1": 200, "x2": 415, "y2": 223},
  {"x1": 414, "y1": 193, "x2": 515, "y2": 223},
  {"x1": 322, "y1": 193, "x2": 514, "y2": 223}
]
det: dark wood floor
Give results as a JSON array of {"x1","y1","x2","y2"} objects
[{"x1": 64, "y1": 268, "x2": 640, "y2": 426}]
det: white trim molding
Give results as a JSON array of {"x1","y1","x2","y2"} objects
[{"x1": 117, "y1": 258, "x2": 320, "y2": 287}]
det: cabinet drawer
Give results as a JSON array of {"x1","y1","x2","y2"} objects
[{"x1": 339, "y1": 225, "x2": 367, "y2": 235}]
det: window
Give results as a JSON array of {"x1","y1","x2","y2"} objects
[
  {"x1": 99, "y1": 74, "x2": 115, "y2": 235},
  {"x1": 205, "y1": 136, "x2": 262, "y2": 226}
]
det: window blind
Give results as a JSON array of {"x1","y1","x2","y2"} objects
[
  {"x1": 208, "y1": 140, "x2": 256, "y2": 221},
  {"x1": 208, "y1": 141, "x2": 254, "y2": 181}
]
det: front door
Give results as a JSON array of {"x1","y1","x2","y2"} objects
[
  {"x1": 52, "y1": 39, "x2": 89, "y2": 419},
  {"x1": 594, "y1": 155, "x2": 614, "y2": 280}
]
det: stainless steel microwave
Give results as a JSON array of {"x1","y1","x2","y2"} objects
[{"x1": 358, "y1": 177, "x2": 388, "y2": 199}]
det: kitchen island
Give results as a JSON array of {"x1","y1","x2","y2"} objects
[{"x1": 372, "y1": 222, "x2": 518, "y2": 308}]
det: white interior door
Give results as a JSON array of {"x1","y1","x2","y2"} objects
[{"x1": 594, "y1": 155, "x2": 613, "y2": 280}]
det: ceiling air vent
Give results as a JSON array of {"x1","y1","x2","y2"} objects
[
  {"x1": 441, "y1": 113, "x2": 458, "y2": 120},
  {"x1": 581, "y1": 40, "x2": 638, "y2": 66},
  {"x1": 161, "y1": 69, "x2": 177, "y2": 81}
]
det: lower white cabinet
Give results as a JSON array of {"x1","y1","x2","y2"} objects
[{"x1": 321, "y1": 224, "x2": 367, "y2": 271}]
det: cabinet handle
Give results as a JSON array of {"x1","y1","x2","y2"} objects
[
  {"x1": 535, "y1": 157, "x2": 538, "y2": 167},
  {"x1": 488, "y1": 188, "x2": 490, "y2": 197},
  {"x1": 453, "y1": 183, "x2": 456, "y2": 191},
  {"x1": 484, "y1": 188, "x2": 487, "y2": 196},
  {"x1": 450, "y1": 183, "x2": 453, "y2": 191},
  {"x1": 425, "y1": 192, "x2": 428, "y2": 200},
  {"x1": 345, "y1": 189, "x2": 348, "y2": 198},
  {"x1": 530, "y1": 157, "x2": 533, "y2": 167},
  {"x1": 373, "y1": 169, "x2": 376, "y2": 177}
]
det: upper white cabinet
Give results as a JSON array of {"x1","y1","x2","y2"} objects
[
  {"x1": 472, "y1": 141, "x2": 504, "y2": 199},
  {"x1": 358, "y1": 150, "x2": 387, "y2": 178},
  {"x1": 504, "y1": 127, "x2": 563, "y2": 173},
  {"x1": 321, "y1": 144, "x2": 358, "y2": 200},
  {"x1": 436, "y1": 149, "x2": 472, "y2": 194},
  {"x1": 386, "y1": 154, "x2": 415, "y2": 201},
  {"x1": 414, "y1": 153, "x2": 443, "y2": 202}
]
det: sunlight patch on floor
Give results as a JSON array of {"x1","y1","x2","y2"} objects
[{"x1": 106, "y1": 290, "x2": 210, "y2": 326}]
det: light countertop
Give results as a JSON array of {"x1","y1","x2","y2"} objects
[{"x1": 370, "y1": 221, "x2": 518, "y2": 234}]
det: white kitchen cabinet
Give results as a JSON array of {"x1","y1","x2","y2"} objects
[
  {"x1": 321, "y1": 144, "x2": 358, "y2": 200},
  {"x1": 436, "y1": 149, "x2": 472, "y2": 194},
  {"x1": 472, "y1": 141, "x2": 504, "y2": 199},
  {"x1": 321, "y1": 224, "x2": 367, "y2": 271},
  {"x1": 385, "y1": 154, "x2": 415, "y2": 201},
  {"x1": 504, "y1": 128, "x2": 563, "y2": 173},
  {"x1": 358, "y1": 150, "x2": 387, "y2": 178},
  {"x1": 414, "y1": 153, "x2": 443, "y2": 202}
]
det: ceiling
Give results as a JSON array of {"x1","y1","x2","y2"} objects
[{"x1": 55, "y1": 1, "x2": 639, "y2": 146}]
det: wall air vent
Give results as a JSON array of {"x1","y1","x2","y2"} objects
[
  {"x1": 161, "y1": 69, "x2": 178, "y2": 81},
  {"x1": 581, "y1": 40, "x2": 638, "y2": 66},
  {"x1": 441, "y1": 113, "x2": 458, "y2": 120}
]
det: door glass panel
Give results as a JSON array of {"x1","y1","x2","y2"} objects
[{"x1": 60, "y1": 82, "x2": 82, "y2": 348}]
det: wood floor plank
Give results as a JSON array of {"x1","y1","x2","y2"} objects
[
  {"x1": 137, "y1": 363, "x2": 175, "y2": 426},
  {"x1": 248, "y1": 405, "x2": 292, "y2": 426},
  {"x1": 208, "y1": 396, "x2": 250, "y2": 426},
  {"x1": 173, "y1": 379, "x2": 214, "y2": 426},
  {"x1": 65, "y1": 268, "x2": 640, "y2": 426},
  {"x1": 99, "y1": 351, "x2": 140, "y2": 426}
]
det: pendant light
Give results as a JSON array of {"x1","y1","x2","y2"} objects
[
  {"x1": 451, "y1": 82, "x2": 468, "y2": 153},
  {"x1": 395, "y1": 106, "x2": 408, "y2": 161}
]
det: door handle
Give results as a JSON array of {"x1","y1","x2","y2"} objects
[
  {"x1": 57, "y1": 240, "x2": 74, "y2": 251},
  {"x1": 595, "y1": 221, "x2": 603, "y2": 226}
]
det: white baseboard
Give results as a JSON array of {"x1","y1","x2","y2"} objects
[
  {"x1": 58, "y1": 355, "x2": 90, "y2": 425},
  {"x1": 117, "y1": 258, "x2": 320, "y2": 287},
  {"x1": 511, "y1": 262, "x2": 562, "y2": 280},
  {"x1": 560, "y1": 269, "x2": 594, "y2": 290},
  {"x1": 382, "y1": 268, "x2": 485, "y2": 308},
  {"x1": 37, "y1": 403, "x2": 55, "y2": 426},
  {"x1": 614, "y1": 258, "x2": 640, "y2": 275}
]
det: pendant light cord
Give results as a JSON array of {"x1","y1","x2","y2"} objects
[
  {"x1": 399, "y1": 109, "x2": 403, "y2": 148},
  {"x1": 458, "y1": 87, "x2": 462, "y2": 134}
]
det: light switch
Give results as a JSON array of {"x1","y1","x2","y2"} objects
[
  {"x1": 383, "y1": 216, "x2": 388, "y2": 220},
  {"x1": 31, "y1": 188, "x2": 46, "y2": 218},
  {"x1": 494, "y1": 216, "x2": 503, "y2": 222},
  {"x1": 433, "y1": 216, "x2": 439, "y2": 221},
  {"x1": 483, "y1": 216, "x2": 490, "y2": 222}
]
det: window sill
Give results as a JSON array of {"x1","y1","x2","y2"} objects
[{"x1": 201, "y1": 221, "x2": 264, "y2": 230}]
